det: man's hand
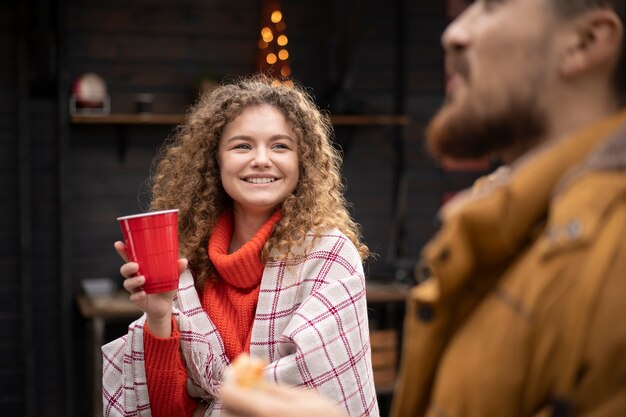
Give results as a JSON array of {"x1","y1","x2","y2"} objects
[{"x1": 220, "y1": 383, "x2": 347, "y2": 417}]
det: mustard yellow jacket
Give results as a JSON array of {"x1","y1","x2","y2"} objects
[{"x1": 391, "y1": 111, "x2": 626, "y2": 417}]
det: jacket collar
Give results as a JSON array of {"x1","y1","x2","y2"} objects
[
  {"x1": 587, "y1": 121, "x2": 626, "y2": 171},
  {"x1": 416, "y1": 109, "x2": 626, "y2": 303},
  {"x1": 555, "y1": 121, "x2": 626, "y2": 196}
]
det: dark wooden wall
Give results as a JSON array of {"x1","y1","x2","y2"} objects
[
  {"x1": 2, "y1": 0, "x2": 68, "y2": 415},
  {"x1": 1, "y1": 0, "x2": 489, "y2": 416},
  {"x1": 0, "y1": 3, "x2": 21, "y2": 415}
]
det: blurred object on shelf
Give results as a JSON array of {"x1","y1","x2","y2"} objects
[
  {"x1": 69, "y1": 72, "x2": 110, "y2": 116},
  {"x1": 134, "y1": 93, "x2": 154, "y2": 114},
  {"x1": 81, "y1": 277, "x2": 116, "y2": 297}
]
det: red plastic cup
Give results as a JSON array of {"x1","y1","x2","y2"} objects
[{"x1": 117, "y1": 209, "x2": 180, "y2": 294}]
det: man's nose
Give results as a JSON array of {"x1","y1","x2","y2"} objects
[{"x1": 441, "y1": 5, "x2": 472, "y2": 52}]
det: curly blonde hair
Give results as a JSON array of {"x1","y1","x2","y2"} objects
[{"x1": 149, "y1": 75, "x2": 368, "y2": 288}]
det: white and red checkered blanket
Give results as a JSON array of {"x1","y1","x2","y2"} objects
[{"x1": 102, "y1": 230, "x2": 379, "y2": 417}]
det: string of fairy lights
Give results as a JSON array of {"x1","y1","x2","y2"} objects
[{"x1": 257, "y1": 4, "x2": 293, "y2": 87}]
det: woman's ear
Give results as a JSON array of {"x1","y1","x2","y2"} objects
[{"x1": 560, "y1": 9, "x2": 623, "y2": 77}]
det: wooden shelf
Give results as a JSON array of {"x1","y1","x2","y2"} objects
[
  {"x1": 76, "y1": 292, "x2": 142, "y2": 319},
  {"x1": 71, "y1": 113, "x2": 410, "y2": 126},
  {"x1": 366, "y1": 281, "x2": 410, "y2": 303},
  {"x1": 71, "y1": 113, "x2": 185, "y2": 125},
  {"x1": 330, "y1": 114, "x2": 410, "y2": 126}
]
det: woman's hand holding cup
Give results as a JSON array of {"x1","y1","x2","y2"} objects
[
  {"x1": 115, "y1": 209, "x2": 183, "y2": 337},
  {"x1": 114, "y1": 240, "x2": 188, "y2": 338}
]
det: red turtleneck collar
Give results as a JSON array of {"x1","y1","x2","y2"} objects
[{"x1": 203, "y1": 209, "x2": 282, "y2": 360}]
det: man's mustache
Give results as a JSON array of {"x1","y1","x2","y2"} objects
[{"x1": 445, "y1": 54, "x2": 470, "y2": 82}]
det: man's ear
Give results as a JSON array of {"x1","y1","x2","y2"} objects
[{"x1": 560, "y1": 9, "x2": 623, "y2": 77}]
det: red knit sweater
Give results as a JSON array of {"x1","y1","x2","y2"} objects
[{"x1": 143, "y1": 210, "x2": 282, "y2": 417}]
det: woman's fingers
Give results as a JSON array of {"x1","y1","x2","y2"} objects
[
  {"x1": 120, "y1": 262, "x2": 140, "y2": 279},
  {"x1": 129, "y1": 290, "x2": 147, "y2": 304},
  {"x1": 122, "y1": 275, "x2": 146, "y2": 293},
  {"x1": 178, "y1": 258, "x2": 189, "y2": 274},
  {"x1": 114, "y1": 241, "x2": 130, "y2": 262}
]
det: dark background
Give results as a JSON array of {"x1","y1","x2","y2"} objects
[{"x1": 1, "y1": 0, "x2": 486, "y2": 415}]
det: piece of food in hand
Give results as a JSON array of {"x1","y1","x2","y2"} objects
[{"x1": 223, "y1": 353, "x2": 268, "y2": 389}]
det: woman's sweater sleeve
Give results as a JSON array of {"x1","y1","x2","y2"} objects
[{"x1": 143, "y1": 318, "x2": 198, "y2": 417}]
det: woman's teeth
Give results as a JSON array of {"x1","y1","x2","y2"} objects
[{"x1": 245, "y1": 178, "x2": 275, "y2": 184}]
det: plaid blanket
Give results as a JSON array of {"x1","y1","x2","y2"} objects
[{"x1": 102, "y1": 230, "x2": 379, "y2": 417}]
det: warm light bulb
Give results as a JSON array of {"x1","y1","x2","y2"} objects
[
  {"x1": 266, "y1": 53, "x2": 277, "y2": 64},
  {"x1": 271, "y1": 79, "x2": 282, "y2": 87},
  {"x1": 277, "y1": 35, "x2": 288, "y2": 46},
  {"x1": 283, "y1": 80, "x2": 294, "y2": 88},
  {"x1": 271, "y1": 10, "x2": 282, "y2": 23},
  {"x1": 280, "y1": 66, "x2": 291, "y2": 77},
  {"x1": 278, "y1": 49, "x2": 289, "y2": 60},
  {"x1": 261, "y1": 27, "x2": 273, "y2": 42},
  {"x1": 258, "y1": 40, "x2": 268, "y2": 49}
]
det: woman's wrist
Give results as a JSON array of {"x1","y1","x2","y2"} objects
[{"x1": 146, "y1": 312, "x2": 173, "y2": 338}]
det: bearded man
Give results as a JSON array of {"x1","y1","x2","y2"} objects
[{"x1": 392, "y1": 1, "x2": 626, "y2": 416}]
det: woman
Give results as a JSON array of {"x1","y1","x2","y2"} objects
[{"x1": 102, "y1": 75, "x2": 379, "y2": 417}]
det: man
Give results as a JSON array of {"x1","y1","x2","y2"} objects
[{"x1": 220, "y1": 0, "x2": 626, "y2": 416}]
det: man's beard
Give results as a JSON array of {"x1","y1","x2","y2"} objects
[{"x1": 425, "y1": 88, "x2": 547, "y2": 161}]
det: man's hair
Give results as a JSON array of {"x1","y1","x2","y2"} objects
[{"x1": 552, "y1": 0, "x2": 626, "y2": 103}]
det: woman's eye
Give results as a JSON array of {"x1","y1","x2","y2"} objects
[
  {"x1": 273, "y1": 143, "x2": 289, "y2": 150},
  {"x1": 233, "y1": 143, "x2": 251, "y2": 150},
  {"x1": 482, "y1": 0, "x2": 503, "y2": 11}
]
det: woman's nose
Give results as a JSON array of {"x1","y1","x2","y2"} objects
[{"x1": 251, "y1": 148, "x2": 271, "y2": 167}]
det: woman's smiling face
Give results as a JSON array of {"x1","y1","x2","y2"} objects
[{"x1": 218, "y1": 104, "x2": 299, "y2": 218}]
